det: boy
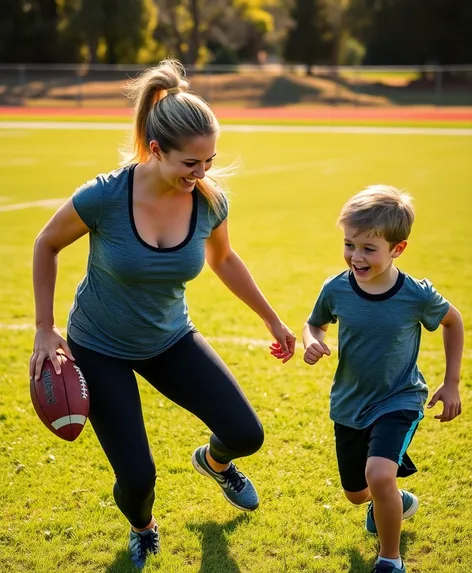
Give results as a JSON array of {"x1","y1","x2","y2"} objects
[{"x1": 302, "y1": 186, "x2": 463, "y2": 573}]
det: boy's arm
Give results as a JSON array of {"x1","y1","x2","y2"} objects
[
  {"x1": 427, "y1": 304, "x2": 464, "y2": 422},
  {"x1": 302, "y1": 322, "x2": 331, "y2": 365}
]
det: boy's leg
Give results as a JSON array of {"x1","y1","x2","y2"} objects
[
  {"x1": 334, "y1": 423, "x2": 372, "y2": 504},
  {"x1": 366, "y1": 410, "x2": 423, "y2": 565},
  {"x1": 366, "y1": 457, "x2": 402, "y2": 559}
]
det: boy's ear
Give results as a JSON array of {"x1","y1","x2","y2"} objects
[{"x1": 392, "y1": 240, "x2": 407, "y2": 258}]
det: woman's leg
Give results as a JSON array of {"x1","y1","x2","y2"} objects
[
  {"x1": 68, "y1": 337, "x2": 156, "y2": 530},
  {"x1": 133, "y1": 331, "x2": 264, "y2": 464},
  {"x1": 133, "y1": 331, "x2": 263, "y2": 511}
]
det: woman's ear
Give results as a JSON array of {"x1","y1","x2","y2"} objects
[{"x1": 149, "y1": 140, "x2": 162, "y2": 160}]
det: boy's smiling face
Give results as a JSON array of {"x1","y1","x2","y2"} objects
[{"x1": 342, "y1": 226, "x2": 407, "y2": 287}]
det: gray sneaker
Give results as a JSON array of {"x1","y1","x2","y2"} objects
[
  {"x1": 128, "y1": 524, "x2": 160, "y2": 569},
  {"x1": 192, "y1": 445, "x2": 259, "y2": 511}
]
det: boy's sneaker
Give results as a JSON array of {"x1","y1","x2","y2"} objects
[
  {"x1": 366, "y1": 490, "x2": 419, "y2": 534},
  {"x1": 371, "y1": 559, "x2": 406, "y2": 573},
  {"x1": 192, "y1": 445, "x2": 259, "y2": 511},
  {"x1": 128, "y1": 524, "x2": 160, "y2": 569}
]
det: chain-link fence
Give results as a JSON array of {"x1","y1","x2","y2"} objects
[{"x1": 1, "y1": 64, "x2": 471, "y2": 108}]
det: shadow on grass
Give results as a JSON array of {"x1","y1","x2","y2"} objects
[
  {"x1": 103, "y1": 514, "x2": 249, "y2": 572},
  {"x1": 106, "y1": 549, "x2": 137, "y2": 573},
  {"x1": 260, "y1": 75, "x2": 322, "y2": 107},
  {"x1": 187, "y1": 514, "x2": 250, "y2": 573},
  {"x1": 347, "y1": 530, "x2": 417, "y2": 573},
  {"x1": 317, "y1": 72, "x2": 472, "y2": 107}
]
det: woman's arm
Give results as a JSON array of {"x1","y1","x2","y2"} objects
[
  {"x1": 31, "y1": 198, "x2": 90, "y2": 380},
  {"x1": 205, "y1": 219, "x2": 296, "y2": 362}
]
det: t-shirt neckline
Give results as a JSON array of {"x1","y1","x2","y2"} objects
[
  {"x1": 348, "y1": 269, "x2": 405, "y2": 301},
  {"x1": 127, "y1": 163, "x2": 198, "y2": 252}
]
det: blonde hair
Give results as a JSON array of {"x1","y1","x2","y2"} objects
[
  {"x1": 337, "y1": 185, "x2": 415, "y2": 247},
  {"x1": 121, "y1": 59, "x2": 227, "y2": 216}
]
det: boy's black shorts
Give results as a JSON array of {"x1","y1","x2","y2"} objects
[{"x1": 334, "y1": 409, "x2": 424, "y2": 493}]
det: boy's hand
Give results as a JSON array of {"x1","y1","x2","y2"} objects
[
  {"x1": 427, "y1": 383, "x2": 462, "y2": 422},
  {"x1": 303, "y1": 339, "x2": 330, "y2": 365}
]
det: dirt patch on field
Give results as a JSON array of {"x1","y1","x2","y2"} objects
[{"x1": 1, "y1": 70, "x2": 470, "y2": 109}]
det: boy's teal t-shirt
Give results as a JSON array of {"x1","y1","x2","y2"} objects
[
  {"x1": 67, "y1": 165, "x2": 227, "y2": 359},
  {"x1": 307, "y1": 270, "x2": 450, "y2": 429}
]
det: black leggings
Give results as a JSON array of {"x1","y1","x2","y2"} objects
[{"x1": 67, "y1": 331, "x2": 264, "y2": 529}]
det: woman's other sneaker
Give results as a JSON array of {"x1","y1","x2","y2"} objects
[{"x1": 128, "y1": 524, "x2": 160, "y2": 569}]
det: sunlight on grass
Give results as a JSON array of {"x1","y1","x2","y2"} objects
[{"x1": 0, "y1": 126, "x2": 471, "y2": 572}]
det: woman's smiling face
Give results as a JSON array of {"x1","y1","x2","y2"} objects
[{"x1": 152, "y1": 134, "x2": 217, "y2": 192}]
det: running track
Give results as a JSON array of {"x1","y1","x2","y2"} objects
[{"x1": 1, "y1": 106, "x2": 472, "y2": 122}]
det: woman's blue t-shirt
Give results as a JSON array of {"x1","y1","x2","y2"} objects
[{"x1": 67, "y1": 164, "x2": 228, "y2": 359}]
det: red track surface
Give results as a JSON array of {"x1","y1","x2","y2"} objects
[{"x1": 1, "y1": 106, "x2": 472, "y2": 122}]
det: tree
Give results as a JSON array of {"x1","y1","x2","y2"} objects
[
  {"x1": 283, "y1": 0, "x2": 332, "y2": 74},
  {"x1": 153, "y1": 0, "x2": 275, "y2": 65},
  {"x1": 0, "y1": 0, "x2": 78, "y2": 63},
  {"x1": 70, "y1": 0, "x2": 158, "y2": 64},
  {"x1": 0, "y1": 0, "x2": 28, "y2": 62},
  {"x1": 321, "y1": 0, "x2": 371, "y2": 65},
  {"x1": 362, "y1": 0, "x2": 472, "y2": 65}
]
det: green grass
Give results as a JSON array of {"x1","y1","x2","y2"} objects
[
  {"x1": 340, "y1": 71, "x2": 419, "y2": 82},
  {"x1": 0, "y1": 125, "x2": 471, "y2": 572}
]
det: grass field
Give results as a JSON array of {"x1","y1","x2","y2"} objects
[{"x1": 0, "y1": 123, "x2": 471, "y2": 572}]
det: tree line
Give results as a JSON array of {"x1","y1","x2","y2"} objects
[{"x1": 1, "y1": 0, "x2": 471, "y2": 67}]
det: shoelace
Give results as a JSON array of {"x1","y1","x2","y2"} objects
[
  {"x1": 221, "y1": 464, "x2": 246, "y2": 493},
  {"x1": 137, "y1": 529, "x2": 159, "y2": 558}
]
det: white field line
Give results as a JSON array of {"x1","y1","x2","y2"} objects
[
  {"x1": 0, "y1": 159, "x2": 332, "y2": 184},
  {"x1": 68, "y1": 160, "x2": 98, "y2": 167},
  {"x1": 0, "y1": 158, "x2": 38, "y2": 166},
  {"x1": 0, "y1": 198, "x2": 66, "y2": 212},
  {"x1": 0, "y1": 158, "x2": 340, "y2": 212},
  {"x1": 0, "y1": 322, "x2": 303, "y2": 349},
  {"x1": 0, "y1": 121, "x2": 471, "y2": 136},
  {"x1": 0, "y1": 130, "x2": 30, "y2": 138},
  {"x1": 237, "y1": 159, "x2": 340, "y2": 178},
  {"x1": 0, "y1": 323, "x2": 282, "y2": 345},
  {"x1": 2, "y1": 323, "x2": 471, "y2": 359}
]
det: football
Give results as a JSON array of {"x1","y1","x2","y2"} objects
[{"x1": 30, "y1": 357, "x2": 89, "y2": 441}]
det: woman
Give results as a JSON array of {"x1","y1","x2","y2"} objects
[{"x1": 30, "y1": 59, "x2": 295, "y2": 569}]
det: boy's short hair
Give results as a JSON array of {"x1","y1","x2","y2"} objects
[{"x1": 337, "y1": 185, "x2": 415, "y2": 247}]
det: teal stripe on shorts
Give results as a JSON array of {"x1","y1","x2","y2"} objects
[{"x1": 398, "y1": 411, "x2": 424, "y2": 465}]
